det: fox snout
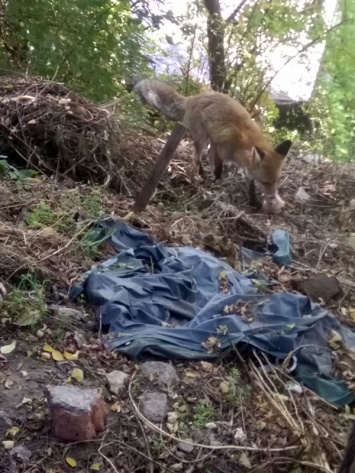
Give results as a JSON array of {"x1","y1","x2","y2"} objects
[
  {"x1": 261, "y1": 193, "x2": 285, "y2": 214},
  {"x1": 258, "y1": 180, "x2": 285, "y2": 214}
]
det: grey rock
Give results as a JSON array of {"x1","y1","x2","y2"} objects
[
  {"x1": 49, "y1": 305, "x2": 85, "y2": 318},
  {"x1": 106, "y1": 370, "x2": 129, "y2": 395},
  {"x1": 10, "y1": 444, "x2": 32, "y2": 464},
  {"x1": 177, "y1": 438, "x2": 194, "y2": 453},
  {"x1": 140, "y1": 391, "x2": 168, "y2": 423},
  {"x1": 141, "y1": 361, "x2": 179, "y2": 388}
]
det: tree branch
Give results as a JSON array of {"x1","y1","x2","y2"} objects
[
  {"x1": 249, "y1": 20, "x2": 351, "y2": 111},
  {"x1": 226, "y1": 0, "x2": 249, "y2": 24},
  {"x1": 203, "y1": 0, "x2": 229, "y2": 92}
]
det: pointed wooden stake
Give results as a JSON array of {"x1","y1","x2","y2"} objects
[{"x1": 134, "y1": 123, "x2": 186, "y2": 212}]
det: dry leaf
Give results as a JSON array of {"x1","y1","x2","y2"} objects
[
  {"x1": 0, "y1": 340, "x2": 16, "y2": 354},
  {"x1": 58, "y1": 98, "x2": 72, "y2": 105},
  {"x1": 111, "y1": 402, "x2": 121, "y2": 413},
  {"x1": 21, "y1": 397, "x2": 32, "y2": 405},
  {"x1": 5, "y1": 378, "x2": 13, "y2": 389},
  {"x1": 90, "y1": 463, "x2": 101, "y2": 471},
  {"x1": 66, "y1": 456, "x2": 77, "y2": 468},
  {"x1": 41, "y1": 352, "x2": 51, "y2": 360},
  {"x1": 240, "y1": 452, "x2": 252, "y2": 469},
  {"x1": 329, "y1": 330, "x2": 343, "y2": 349},
  {"x1": 6, "y1": 426, "x2": 19, "y2": 437},
  {"x1": 40, "y1": 227, "x2": 59, "y2": 237},
  {"x1": 219, "y1": 381, "x2": 230, "y2": 394},
  {"x1": 27, "y1": 119, "x2": 37, "y2": 125},
  {"x1": 2, "y1": 440, "x2": 14, "y2": 449},
  {"x1": 64, "y1": 351, "x2": 80, "y2": 361},
  {"x1": 200, "y1": 361, "x2": 214, "y2": 372},
  {"x1": 51, "y1": 349, "x2": 64, "y2": 361},
  {"x1": 71, "y1": 368, "x2": 84, "y2": 382},
  {"x1": 185, "y1": 372, "x2": 199, "y2": 378},
  {"x1": 43, "y1": 344, "x2": 54, "y2": 353}
]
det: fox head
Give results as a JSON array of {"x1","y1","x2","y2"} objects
[{"x1": 250, "y1": 140, "x2": 292, "y2": 213}]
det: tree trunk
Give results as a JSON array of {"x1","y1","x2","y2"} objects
[{"x1": 203, "y1": 0, "x2": 229, "y2": 93}]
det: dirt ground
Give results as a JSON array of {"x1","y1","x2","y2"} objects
[{"x1": 1, "y1": 132, "x2": 355, "y2": 473}]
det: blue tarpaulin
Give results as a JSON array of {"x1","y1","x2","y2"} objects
[{"x1": 71, "y1": 220, "x2": 355, "y2": 406}]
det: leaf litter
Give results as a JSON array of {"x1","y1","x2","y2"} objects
[{"x1": 0, "y1": 108, "x2": 355, "y2": 472}]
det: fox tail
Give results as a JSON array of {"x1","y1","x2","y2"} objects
[{"x1": 134, "y1": 79, "x2": 186, "y2": 121}]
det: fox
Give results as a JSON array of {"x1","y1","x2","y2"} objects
[{"x1": 134, "y1": 79, "x2": 293, "y2": 214}]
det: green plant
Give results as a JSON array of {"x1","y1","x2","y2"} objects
[
  {"x1": 25, "y1": 202, "x2": 74, "y2": 233},
  {"x1": 225, "y1": 366, "x2": 251, "y2": 406},
  {"x1": 78, "y1": 224, "x2": 115, "y2": 258},
  {"x1": 191, "y1": 400, "x2": 215, "y2": 429},
  {"x1": 0, "y1": 159, "x2": 38, "y2": 181},
  {"x1": 6, "y1": 274, "x2": 47, "y2": 326},
  {"x1": 309, "y1": 0, "x2": 355, "y2": 161},
  {"x1": 25, "y1": 202, "x2": 57, "y2": 228},
  {"x1": 82, "y1": 188, "x2": 103, "y2": 217},
  {"x1": 0, "y1": 0, "x2": 151, "y2": 102}
]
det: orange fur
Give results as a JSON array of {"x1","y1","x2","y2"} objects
[{"x1": 134, "y1": 79, "x2": 292, "y2": 213}]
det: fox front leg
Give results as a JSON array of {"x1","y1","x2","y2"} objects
[
  {"x1": 208, "y1": 145, "x2": 223, "y2": 181},
  {"x1": 248, "y1": 179, "x2": 262, "y2": 211},
  {"x1": 193, "y1": 141, "x2": 205, "y2": 178}
]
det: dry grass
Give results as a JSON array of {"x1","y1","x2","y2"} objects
[{"x1": 0, "y1": 77, "x2": 355, "y2": 471}]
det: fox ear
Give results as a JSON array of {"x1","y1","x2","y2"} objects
[
  {"x1": 275, "y1": 140, "x2": 292, "y2": 159},
  {"x1": 252, "y1": 146, "x2": 266, "y2": 161}
]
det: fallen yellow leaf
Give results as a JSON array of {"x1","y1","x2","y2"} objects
[
  {"x1": 6, "y1": 426, "x2": 19, "y2": 437},
  {"x1": 111, "y1": 402, "x2": 121, "y2": 413},
  {"x1": 71, "y1": 368, "x2": 84, "y2": 382},
  {"x1": 43, "y1": 344, "x2": 54, "y2": 353},
  {"x1": 64, "y1": 351, "x2": 80, "y2": 361},
  {"x1": 66, "y1": 456, "x2": 77, "y2": 468},
  {"x1": 185, "y1": 372, "x2": 200, "y2": 378},
  {"x1": 0, "y1": 340, "x2": 16, "y2": 354},
  {"x1": 90, "y1": 463, "x2": 101, "y2": 471},
  {"x1": 51, "y1": 349, "x2": 64, "y2": 361},
  {"x1": 219, "y1": 381, "x2": 230, "y2": 394}
]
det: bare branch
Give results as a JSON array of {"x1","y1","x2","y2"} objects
[{"x1": 226, "y1": 0, "x2": 249, "y2": 24}]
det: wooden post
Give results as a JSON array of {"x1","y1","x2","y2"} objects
[{"x1": 134, "y1": 123, "x2": 186, "y2": 212}]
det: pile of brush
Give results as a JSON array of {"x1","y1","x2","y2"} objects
[{"x1": 0, "y1": 76, "x2": 129, "y2": 189}]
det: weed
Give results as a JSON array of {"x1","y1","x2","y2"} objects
[
  {"x1": 5, "y1": 273, "x2": 47, "y2": 326},
  {"x1": 25, "y1": 201, "x2": 74, "y2": 233},
  {"x1": 191, "y1": 400, "x2": 215, "y2": 429},
  {"x1": 25, "y1": 202, "x2": 57, "y2": 228},
  {"x1": 82, "y1": 187, "x2": 103, "y2": 217},
  {"x1": 149, "y1": 438, "x2": 164, "y2": 455},
  {"x1": 78, "y1": 224, "x2": 115, "y2": 258},
  {"x1": 0, "y1": 158, "x2": 38, "y2": 181},
  {"x1": 225, "y1": 365, "x2": 251, "y2": 406}
]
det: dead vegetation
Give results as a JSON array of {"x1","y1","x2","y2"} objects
[{"x1": 0, "y1": 76, "x2": 355, "y2": 472}]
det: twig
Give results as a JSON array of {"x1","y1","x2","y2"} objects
[{"x1": 128, "y1": 372, "x2": 299, "y2": 453}]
